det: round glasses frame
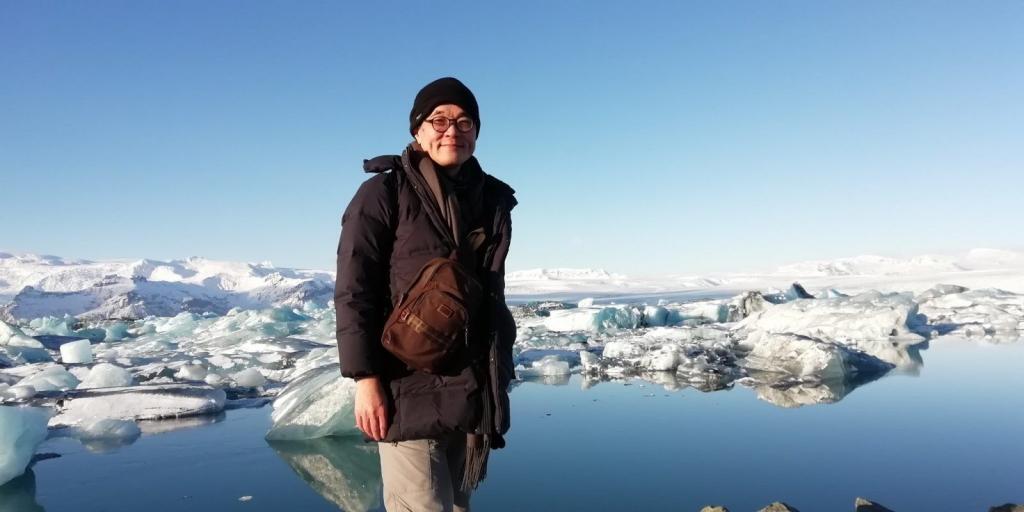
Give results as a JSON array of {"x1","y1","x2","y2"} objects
[{"x1": 426, "y1": 116, "x2": 475, "y2": 134}]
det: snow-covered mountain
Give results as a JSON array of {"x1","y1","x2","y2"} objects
[
  {"x1": 2, "y1": 248, "x2": 1023, "y2": 320},
  {"x1": 0, "y1": 253, "x2": 333, "y2": 321}
]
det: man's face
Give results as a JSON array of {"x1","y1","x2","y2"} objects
[{"x1": 414, "y1": 104, "x2": 476, "y2": 168}]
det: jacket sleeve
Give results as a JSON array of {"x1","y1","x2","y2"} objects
[{"x1": 335, "y1": 174, "x2": 395, "y2": 379}]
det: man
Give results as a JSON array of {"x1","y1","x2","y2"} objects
[{"x1": 335, "y1": 77, "x2": 518, "y2": 511}]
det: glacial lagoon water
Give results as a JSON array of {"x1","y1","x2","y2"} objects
[{"x1": 3, "y1": 337, "x2": 1022, "y2": 511}]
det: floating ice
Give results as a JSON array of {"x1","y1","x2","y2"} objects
[
  {"x1": 736, "y1": 291, "x2": 926, "y2": 341},
  {"x1": 544, "y1": 306, "x2": 642, "y2": 332},
  {"x1": 4, "y1": 385, "x2": 37, "y2": 400},
  {"x1": 0, "y1": 321, "x2": 43, "y2": 349},
  {"x1": 517, "y1": 355, "x2": 572, "y2": 376},
  {"x1": 0, "y1": 406, "x2": 52, "y2": 486},
  {"x1": 232, "y1": 367, "x2": 267, "y2": 388},
  {"x1": 917, "y1": 287, "x2": 1024, "y2": 338},
  {"x1": 59, "y1": 339, "x2": 93, "y2": 364},
  {"x1": 18, "y1": 365, "x2": 80, "y2": 392},
  {"x1": 741, "y1": 332, "x2": 892, "y2": 382},
  {"x1": 175, "y1": 363, "x2": 208, "y2": 381},
  {"x1": 266, "y1": 363, "x2": 357, "y2": 440},
  {"x1": 50, "y1": 383, "x2": 226, "y2": 427},
  {"x1": 78, "y1": 363, "x2": 135, "y2": 389}
]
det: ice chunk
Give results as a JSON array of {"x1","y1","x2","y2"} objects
[
  {"x1": 50, "y1": 383, "x2": 226, "y2": 427},
  {"x1": 639, "y1": 345, "x2": 681, "y2": 371},
  {"x1": 78, "y1": 363, "x2": 135, "y2": 389},
  {"x1": 0, "y1": 321, "x2": 44, "y2": 349},
  {"x1": 0, "y1": 406, "x2": 52, "y2": 486},
  {"x1": 19, "y1": 365, "x2": 80, "y2": 392},
  {"x1": 577, "y1": 297, "x2": 594, "y2": 308},
  {"x1": 103, "y1": 322, "x2": 131, "y2": 341},
  {"x1": 642, "y1": 306, "x2": 669, "y2": 327},
  {"x1": 232, "y1": 367, "x2": 266, "y2": 388},
  {"x1": 5, "y1": 385, "x2": 37, "y2": 400},
  {"x1": 579, "y1": 351, "x2": 600, "y2": 373},
  {"x1": 207, "y1": 355, "x2": 236, "y2": 369},
  {"x1": 737, "y1": 291, "x2": 925, "y2": 341},
  {"x1": 674, "y1": 301, "x2": 728, "y2": 324},
  {"x1": 517, "y1": 355, "x2": 571, "y2": 376},
  {"x1": 602, "y1": 340, "x2": 644, "y2": 360},
  {"x1": 726, "y1": 291, "x2": 768, "y2": 322},
  {"x1": 176, "y1": 364, "x2": 208, "y2": 381},
  {"x1": 742, "y1": 332, "x2": 891, "y2": 381},
  {"x1": 917, "y1": 288, "x2": 1024, "y2": 336},
  {"x1": 266, "y1": 363, "x2": 358, "y2": 440},
  {"x1": 60, "y1": 339, "x2": 93, "y2": 364},
  {"x1": 544, "y1": 306, "x2": 642, "y2": 332}
]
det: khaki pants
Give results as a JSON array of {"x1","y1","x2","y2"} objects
[{"x1": 378, "y1": 433, "x2": 471, "y2": 512}]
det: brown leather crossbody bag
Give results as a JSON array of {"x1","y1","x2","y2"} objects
[{"x1": 381, "y1": 256, "x2": 483, "y2": 373}]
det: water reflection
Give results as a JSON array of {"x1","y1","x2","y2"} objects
[
  {"x1": 0, "y1": 469, "x2": 45, "y2": 512},
  {"x1": 268, "y1": 437, "x2": 383, "y2": 512}
]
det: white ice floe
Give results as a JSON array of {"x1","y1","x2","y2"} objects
[
  {"x1": 78, "y1": 363, "x2": 135, "y2": 389},
  {"x1": 59, "y1": 339, "x2": 93, "y2": 364},
  {"x1": 741, "y1": 332, "x2": 891, "y2": 382},
  {"x1": 18, "y1": 365, "x2": 80, "y2": 392},
  {"x1": 917, "y1": 286, "x2": 1024, "y2": 339},
  {"x1": 232, "y1": 367, "x2": 267, "y2": 388},
  {"x1": 0, "y1": 321, "x2": 44, "y2": 348},
  {"x1": 50, "y1": 383, "x2": 226, "y2": 427},
  {"x1": 265, "y1": 363, "x2": 358, "y2": 440},
  {"x1": 736, "y1": 291, "x2": 927, "y2": 342},
  {"x1": 0, "y1": 406, "x2": 52, "y2": 486},
  {"x1": 543, "y1": 306, "x2": 643, "y2": 333},
  {"x1": 516, "y1": 354, "x2": 573, "y2": 377}
]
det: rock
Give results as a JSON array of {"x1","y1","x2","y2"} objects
[
  {"x1": 700, "y1": 506, "x2": 730, "y2": 512},
  {"x1": 855, "y1": 497, "x2": 895, "y2": 512},
  {"x1": 990, "y1": 505, "x2": 1024, "y2": 512},
  {"x1": 759, "y1": 503, "x2": 800, "y2": 512}
]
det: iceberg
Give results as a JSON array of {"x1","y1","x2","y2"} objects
[
  {"x1": 77, "y1": 363, "x2": 135, "y2": 389},
  {"x1": 736, "y1": 291, "x2": 927, "y2": 341},
  {"x1": 0, "y1": 406, "x2": 52, "y2": 486},
  {"x1": 741, "y1": 332, "x2": 892, "y2": 382},
  {"x1": 18, "y1": 365, "x2": 80, "y2": 392},
  {"x1": 544, "y1": 306, "x2": 643, "y2": 332},
  {"x1": 232, "y1": 367, "x2": 267, "y2": 388},
  {"x1": 50, "y1": 383, "x2": 226, "y2": 427},
  {"x1": 917, "y1": 287, "x2": 1024, "y2": 338},
  {"x1": 265, "y1": 363, "x2": 358, "y2": 440},
  {"x1": 59, "y1": 339, "x2": 93, "y2": 364}
]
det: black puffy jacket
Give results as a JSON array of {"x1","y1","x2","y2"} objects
[{"x1": 334, "y1": 145, "x2": 517, "y2": 442}]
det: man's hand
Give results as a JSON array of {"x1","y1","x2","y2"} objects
[{"x1": 354, "y1": 376, "x2": 389, "y2": 441}]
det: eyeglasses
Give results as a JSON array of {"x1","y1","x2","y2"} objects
[{"x1": 425, "y1": 116, "x2": 475, "y2": 134}]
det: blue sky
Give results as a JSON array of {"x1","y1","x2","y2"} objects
[{"x1": 2, "y1": 1, "x2": 1022, "y2": 275}]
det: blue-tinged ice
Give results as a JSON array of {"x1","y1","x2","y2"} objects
[
  {"x1": 266, "y1": 363, "x2": 357, "y2": 441},
  {"x1": 0, "y1": 406, "x2": 52, "y2": 486}
]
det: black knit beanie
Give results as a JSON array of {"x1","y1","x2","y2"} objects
[{"x1": 409, "y1": 77, "x2": 480, "y2": 136}]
